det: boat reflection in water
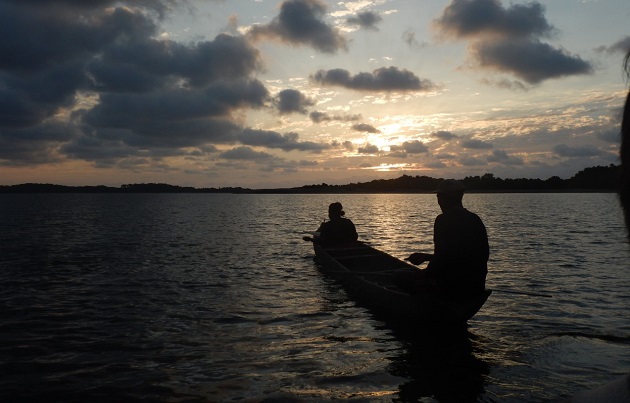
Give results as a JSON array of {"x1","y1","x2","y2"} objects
[
  {"x1": 387, "y1": 324, "x2": 489, "y2": 402},
  {"x1": 311, "y1": 240, "x2": 491, "y2": 401}
]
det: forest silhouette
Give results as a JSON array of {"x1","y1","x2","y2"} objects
[{"x1": 0, "y1": 164, "x2": 620, "y2": 194}]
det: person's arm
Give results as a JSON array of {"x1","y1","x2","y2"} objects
[
  {"x1": 406, "y1": 252, "x2": 433, "y2": 265},
  {"x1": 350, "y1": 220, "x2": 358, "y2": 241}
]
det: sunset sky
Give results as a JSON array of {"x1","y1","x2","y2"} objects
[{"x1": 1, "y1": 0, "x2": 629, "y2": 188}]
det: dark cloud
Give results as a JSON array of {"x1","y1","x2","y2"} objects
[
  {"x1": 219, "y1": 146, "x2": 275, "y2": 161},
  {"x1": 358, "y1": 144, "x2": 380, "y2": 154},
  {"x1": 0, "y1": 121, "x2": 77, "y2": 165},
  {"x1": 389, "y1": 140, "x2": 429, "y2": 156},
  {"x1": 597, "y1": 128, "x2": 620, "y2": 143},
  {"x1": 432, "y1": 130, "x2": 458, "y2": 140},
  {"x1": 390, "y1": 140, "x2": 429, "y2": 154},
  {"x1": 310, "y1": 67, "x2": 436, "y2": 92},
  {"x1": 387, "y1": 151, "x2": 408, "y2": 159},
  {"x1": 597, "y1": 35, "x2": 630, "y2": 54},
  {"x1": 0, "y1": 3, "x2": 156, "y2": 73},
  {"x1": 487, "y1": 149, "x2": 523, "y2": 165},
  {"x1": 332, "y1": 140, "x2": 355, "y2": 151},
  {"x1": 87, "y1": 80, "x2": 268, "y2": 126},
  {"x1": 426, "y1": 161, "x2": 447, "y2": 168},
  {"x1": 403, "y1": 30, "x2": 422, "y2": 48},
  {"x1": 480, "y1": 77, "x2": 529, "y2": 91},
  {"x1": 461, "y1": 156, "x2": 486, "y2": 166},
  {"x1": 274, "y1": 89, "x2": 315, "y2": 114},
  {"x1": 461, "y1": 139, "x2": 493, "y2": 149},
  {"x1": 0, "y1": 0, "x2": 277, "y2": 168},
  {"x1": 246, "y1": 0, "x2": 347, "y2": 53},
  {"x1": 434, "y1": 0, "x2": 554, "y2": 40},
  {"x1": 434, "y1": 0, "x2": 593, "y2": 84},
  {"x1": 0, "y1": 63, "x2": 89, "y2": 128},
  {"x1": 352, "y1": 123, "x2": 380, "y2": 133},
  {"x1": 79, "y1": 80, "x2": 269, "y2": 150},
  {"x1": 309, "y1": 111, "x2": 361, "y2": 123},
  {"x1": 553, "y1": 144, "x2": 601, "y2": 157},
  {"x1": 237, "y1": 129, "x2": 330, "y2": 152},
  {"x1": 402, "y1": 140, "x2": 429, "y2": 154},
  {"x1": 472, "y1": 39, "x2": 593, "y2": 84},
  {"x1": 89, "y1": 33, "x2": 263, "y2": 91},
  {"x1": 346, "y1": 11, "x2": 383, "y2": 31}
]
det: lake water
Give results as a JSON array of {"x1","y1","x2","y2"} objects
[{"x1": 1, "y1": 193, "x2": 629, "y2": 402}]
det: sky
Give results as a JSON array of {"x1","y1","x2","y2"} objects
[{"x1": 1, "y1": 0, "x2": 629, "y2": 189}]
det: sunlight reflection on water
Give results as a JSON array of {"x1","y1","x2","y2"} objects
[{"x1": 0, "y1": 193, "x2": 629, "y2": 402}]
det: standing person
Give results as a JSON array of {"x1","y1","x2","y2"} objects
[
  {"x1": 563, "y1": 50, "x2": 630, "y2": 403},
  {"x1": 404, "y1": 180, "x2": 489, "y2": 298},
  {"x1": 313, "y1": 202, "x2": 358, "y2": 247},
  {"x1": 619, "y1": 51, "x2": 630, "y2": 231}
]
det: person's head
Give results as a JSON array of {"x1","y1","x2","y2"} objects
[
  {"x1": 436, "y1": 180, "x2": 465, "y2": 212},
  {"x1": 328, "y1": 202, "x2": 345, "y2": 219}
]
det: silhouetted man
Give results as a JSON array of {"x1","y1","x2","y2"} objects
[{"x1": 406, "y1": 180, "x2": 489, "y2": 298}]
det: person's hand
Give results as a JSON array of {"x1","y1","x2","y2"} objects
[{"x1": 406, "y1": 252, "x2": 431, "y2": 265}]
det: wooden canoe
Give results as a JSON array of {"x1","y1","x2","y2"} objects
[{"x1": 313, "y1": 241, "x2": 491, "y2": 325}]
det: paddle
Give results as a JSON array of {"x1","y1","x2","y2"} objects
[{"x1": 326, "y1": 270, "x2": 396, "y2": 276}]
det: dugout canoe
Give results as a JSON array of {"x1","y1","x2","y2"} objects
[{"x1": 312, "y1": 240, "x2": 491, "y2": 325}]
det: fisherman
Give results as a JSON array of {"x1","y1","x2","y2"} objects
[
  {"x1": 311, "y1": 202, "x2": 358, "y2": 246},
  {"x1": 402, "y1": 180, "x2": 489, "y2": 298}
]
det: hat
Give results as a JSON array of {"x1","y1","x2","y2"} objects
[
  {"x1": 436, "y1": 180, "x2": 466, "y2": 194},
  {"x1": 328, "y1": 202, "x2": 345, "y2": 215}
]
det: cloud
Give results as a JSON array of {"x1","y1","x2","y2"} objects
[
  {"x1": 333, "y1": 140, "x2": 354, "y2": 151},
  {"x1": 487, "y1": 149, "x2": 523, "y2": 165},
  {"x1": 346, "y1": 11, "x2": 383, "y2": 31},
  {"x1": 402, "y1": 140, "x2": 429, "y2": 154},
  {"x1": 432, "y1": 130, "x2": 458, "y2": 140},
  {"x1": 597, "y1": 128, "x2": 620, "y2": 143},
  {"x1": 219, "y1": 146, "x2": 275, "y2": 161},
  {"x1": 553, "y1": 144, "x2": 601, "y2": 157},
  {"x1": 310, "y1": 66, "x2": 436, "y2": 92},
  {"x1": 403, "y1": 30, "x2": 427, "y2": 48},
  {"x1": 80, "y1": 80, "x2": 270, "y2": 150},
  {"x1": 0, "y1": 121, "x2": 77, "y2": 165},
  {"x1": 434, "y1": 0, "x2": 554, "y2": 40},
  {"x1": 480, "y1": 77, "x2": 529, "y2": 91},
  {"x1": 471, "y1": 39, "x2": 593, "y2": 84},
  {"x1": 0, "y1": 1, "x2": 281, "y2": 168},
  {"x1": 237, "y1": 129, "x2": 330, "y2": 152},
  {"x1": 309, "y1": 111, "x2": 362, "y2": 123},
  {"x1": 461, "y1": 156, "x2": 486, "y2": 166},
  {"x1": 274, "y1": 89, "x2": 315, "y2": 114},
  {"x1": 246, "y1": 0, "x2": 347, "y2": 53},
  {"x1": 389, "y1": 140, "x2": 429, "y2": 156},
  {"x1": 433, "y1": 0, "x2": 593, "y2": 84},
  {"x1": 352, "y1": 123, "x2": 380, "y2": 133},
  {"x1": 88, "y1": 33, "x2": 264, "y2": 90},
  {"x1": 461, "y1": 139, "x2": 493, "y2": 149},
  {"x1": 358, "y1": 143, "x2": 380, "y2": 154},
  {"x1": 597, "y1": 35, "x2": 630, "y2": 54}
]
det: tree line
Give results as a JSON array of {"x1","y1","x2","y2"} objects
[{"x1": 0, "y1": 164, "x2": 620, "y2": 194}]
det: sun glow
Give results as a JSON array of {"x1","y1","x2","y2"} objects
[{"x1": 365, "y1": 163, "x2": 411, "y2": 171}]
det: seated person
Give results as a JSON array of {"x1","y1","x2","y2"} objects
[
  {"x1": 402, "y1": 180, "x2": 489, "y2": 298},
  {"x1": 314, "y1": 202, "x2": 358, "y2": 247}
]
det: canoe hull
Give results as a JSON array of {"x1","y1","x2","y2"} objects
[{"x1": 313, "y1": 241, "x2": 491, "y2": 325}]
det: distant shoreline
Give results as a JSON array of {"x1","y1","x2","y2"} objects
[
  {"x1": 0, "y1": 164, "x2": 621, "y2": 194},
  {"x1": 0, "y1": 187, "x2": 617, "y2": 194}
]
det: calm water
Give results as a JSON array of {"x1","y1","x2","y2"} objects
[{"x1": 1, "y1": 193, "x2": 629, "y2": 402}]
